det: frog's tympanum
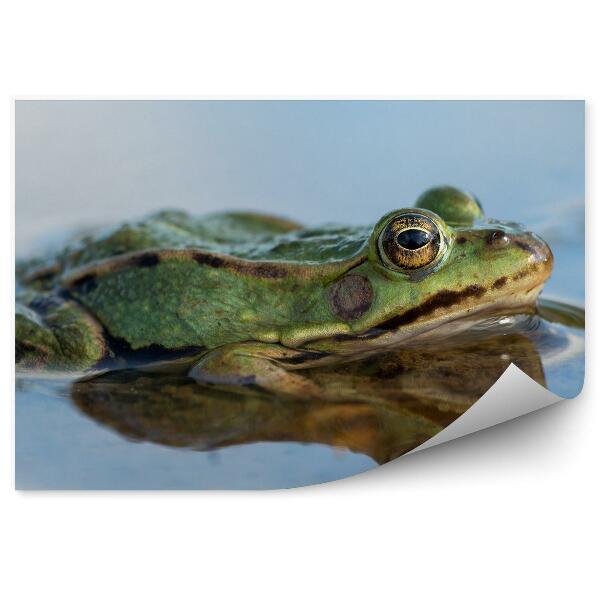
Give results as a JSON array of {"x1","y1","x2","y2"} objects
[{"x1": 16, "y1": 186, "x2": 553, "y2": 398}]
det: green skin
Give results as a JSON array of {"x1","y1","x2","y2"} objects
[{"x1": 16, "y1": 186, "x2": 553, "y2": 396}]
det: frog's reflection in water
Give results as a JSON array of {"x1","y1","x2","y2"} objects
[{"x1": 71, "y1": 330, "x2": 551, "y2": 464}]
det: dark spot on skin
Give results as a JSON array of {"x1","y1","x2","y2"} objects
[
  {"x1": 133, "y1": 253, "x2": 160, "y2": 268},
  {"x1": 329, "y1": 275, "x2": 374, "y2": 321},
  {"x1": 247, "y1": 264, "x2": 289, "y2": 279},
  {"x1": 28, "y1": 295, "x2": 64, "y2": 315},
  {"x1": 456, "y1": 236, "x2": 467, "y2": 245},
  {"x1": 193, "y1": 253, "x2": 225, "y2": 268},
  {"x1": 192, "y1": 252, "x2": 288, "y2": 279},
  {"x1": 70, "y1": 274, "x2": 98, "y2": 294},
  {"x1": 374, "y1": 284, "x2": 486, "y2": 330},
  {"x1": 330, "y1": 333, "x2": 357, "y2": 342},
  {"x1": 278, "y1": 351, "x2": 329, "y2": 365},
  {"x1": 492, "y1": 276, "x2": 507, "y2": 289},
  {"x1": 512, "y1": 265, "x2": 538, "y2": 281}
]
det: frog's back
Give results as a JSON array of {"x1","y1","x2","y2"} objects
[
  {"x1": 18, "y1": 210, "x2": 370, "y2": 289},
  {"x1": 16, "y1": 210, "x2": 370, "y2": 352}
]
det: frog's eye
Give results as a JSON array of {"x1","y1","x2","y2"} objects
[{"x1": 378, "y1": 213, "x2": 443, "y2": 270}]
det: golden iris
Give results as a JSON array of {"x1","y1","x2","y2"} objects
[{"x1": 378, "y1": 213, "x2": 442, "y2": 270}]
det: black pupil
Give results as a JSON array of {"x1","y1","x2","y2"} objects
[{"x1": 396, "y1": 228, "x2": 432, "y2": 250}]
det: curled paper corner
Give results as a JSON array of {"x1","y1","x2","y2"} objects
[{"x1": 407, "y1": 363, "x2": 563, "y2": 455}]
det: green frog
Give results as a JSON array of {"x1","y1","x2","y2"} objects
[{"x1": 16, "y1": 186, "x2": 554, "y2": 396}]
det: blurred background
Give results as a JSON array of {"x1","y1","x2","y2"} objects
[{"x1": 16, "y1": 101, "x2": 584, "y2": 290}]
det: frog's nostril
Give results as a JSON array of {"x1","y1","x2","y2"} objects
[{"x1": 487, "y1": 230, "x2": 510, "y2": 248}]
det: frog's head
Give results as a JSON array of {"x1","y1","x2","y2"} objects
[{"x1": 323, "y1": 186, "x2": 553, "y2": 348}]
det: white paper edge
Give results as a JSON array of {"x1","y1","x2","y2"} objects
[{"x1": 407, "y1": 363, "x2": 563, "y2": 455}]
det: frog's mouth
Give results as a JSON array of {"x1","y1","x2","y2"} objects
[
  {"x1": 300, "y1": 280, "x2": 548, "y2": 365},
  {"x1": 367, "y1": 281, "x2": 547, "y2": 347}
]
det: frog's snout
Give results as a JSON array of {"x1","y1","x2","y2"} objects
[
  {"x1": 485, "y1": 227, "x2": 554, "y2": 282},
  {"x1": 513, "y1": 231, "x2": 553, "y2": 273}
]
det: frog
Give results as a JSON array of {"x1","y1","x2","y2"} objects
[{"x1": 15, "y1": 185, "x2": 554, "y2": 397}]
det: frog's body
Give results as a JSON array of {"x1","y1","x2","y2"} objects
[{"x1": 16, "y1": 187, "x2": 554, "y2": 395}]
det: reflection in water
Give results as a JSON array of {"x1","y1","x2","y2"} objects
[
  {"x1": 71, "y1": 327, "x2": 556, "y2": 465},
  {"x1": 16, "y1": 303, "x2": 583, "y2": 488}
]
